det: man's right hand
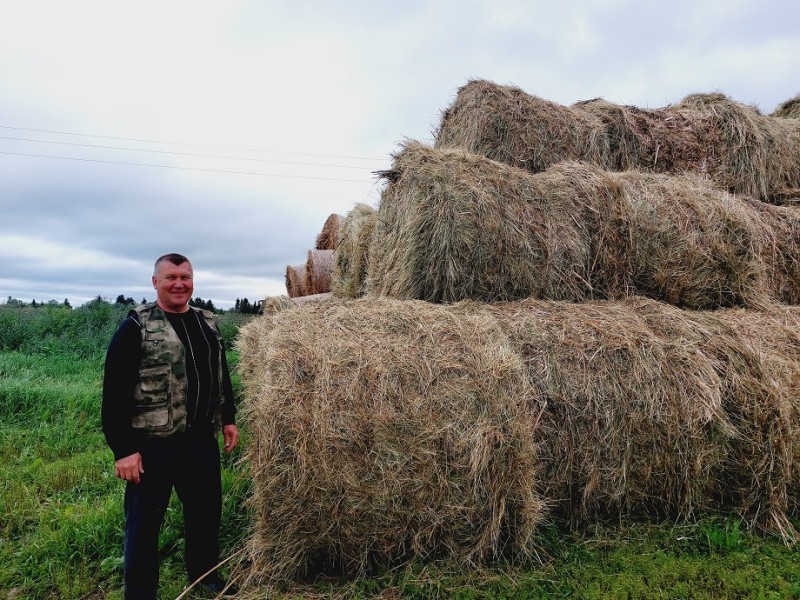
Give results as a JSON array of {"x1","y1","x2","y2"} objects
[{"x1": 114, "y1": 452, "x2": 144, "y2": 484}]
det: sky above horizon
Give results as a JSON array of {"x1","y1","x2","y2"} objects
[{"x1": 1, "y1": 0, "x2": 798, "y2": 309}]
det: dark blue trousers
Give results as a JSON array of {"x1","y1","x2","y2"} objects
[{"x1": 123, "y1": 430, "x2": 221, "y2": 600}]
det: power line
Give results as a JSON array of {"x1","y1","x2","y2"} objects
[
  {"x1": 0, "y1": 135, "x2": 382, "y2": 170},
  {"x1": 0, "y1": 150, "x2": 375, "y2": 183},
  {"x1": 0, "y1": 124, "x2": 385, "y2": 161}
]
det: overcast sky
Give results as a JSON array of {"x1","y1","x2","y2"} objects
[{"x1": 1, "y1": 0, "x2": 798, "y2": 309}]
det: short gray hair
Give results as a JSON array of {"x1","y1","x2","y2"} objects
[{"x1": 153, "y1": 253, "x2": 191, "y2": 276}]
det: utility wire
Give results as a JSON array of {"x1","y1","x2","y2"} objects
[
  {"x1": 0, "y1": 150, "x2": 375, "y2": 183},
  {"x1": 0, "y1": 124, "x2": 385, "y2": 161},
  {"x1": 0, "y1": 135, "x2": 381, "y2": 170}
]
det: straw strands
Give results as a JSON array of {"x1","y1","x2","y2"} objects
[
  {"x1": 435, "y1": 80, "x2": 800, "y2": 204},
  {"x1": 676, "y1": 93, "x2": 800, "y2": 204},
  {"x1": 237, "y1": 297, "x2": 800, "y2": 581},
  {"x1": 331, "y1": 203, "x2": 377, "y2": 299},
  {"x1": 369, "y1": 142, "x2": 799, "y2": 308},
  {"x1": 772, "y1": 96, "x2": 800, "y2": 119}
]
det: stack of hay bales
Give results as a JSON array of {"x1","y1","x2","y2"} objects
[
  {"x1": 238, "y1": 81, "x2": 800, "y2": 584},
  {"x1": 281, "y1": 213, "x2": 342, "y2": 302}
]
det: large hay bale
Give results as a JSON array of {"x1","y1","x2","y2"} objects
[
  {"x1": 315, "y1": 213, "x2": 344, "y2": 250},
  {"x1": 575, "y1": 97, "x2": 716, "y2": 174},
  {"x1": 772, "y1": 96, "x2": 800, "y2": 119},
  {"x1": 369, "y1": 142, "x2": 627, "y2": 304},
  {"x1": 628, "y1": 301, "x2": 800, "y2": 535},
  {"x1": 614, "y1": 170, "x2": 772, "y2": 308},
  {"x1": 237, "y1": 297, "x2": 800, "y2": 583},
  {"x1": 240, "y1": 298, "x2": 544, "y2": 582},
  {"x1": 368, "y1": 142, "x2": 778, "y2": 309},
  {"x1": 331, "y1": 203, "x2": 377, "y2": 299},
  {"x1": 305, "y1": 249, "x2": 335, "y2": 295},
  {"x1": 485, "y1": 299, "x2": 731, "y2": 522},
  {"x1": 285, "y1": 263, "x2": 309, "y2": 298},
  {"x1": 435, "y1": 79, "x2": 607, "y2": 173},
  {"x1": 675, "y1": 93, "x2": 800, "y2": 203},
  {"x1": 435, "y1": 80, "x2": 800, "y2": 204}
]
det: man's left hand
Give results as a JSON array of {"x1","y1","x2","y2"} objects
[{"x1": 222, "y1": 424, "x2": 239, "y2": 453}]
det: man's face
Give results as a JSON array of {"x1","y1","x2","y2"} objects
[{"x1": 152, "y1": 260, "x2": 194, "y2": 313}]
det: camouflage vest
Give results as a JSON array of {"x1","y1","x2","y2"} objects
[{"x1": 130, "y1": 303, "x2": 225, "y2": 437}]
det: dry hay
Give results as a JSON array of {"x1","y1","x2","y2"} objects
[
  {"x1": 435, "y1": 79, "x2": 607, "y2": 173},
  {"x1": 239, "y1": 298, "x2": 544, "y2": 582},
  {"x1": 738, "y1": 198, "x2": 800, "y2": 305},
  {"x1": 369, "y1": 142, "x2": 627, "y2": 303},
  {"x1": 316, "y1": 213, "x2": 345, "y2": 250},
  {"x1": 486, "y1": 299, "x2": 730, "y2": 522},
  {"x1": 575, "y1": 97, "x2": 716, "y2": 174},
  {"x1": 613, "y1": 169, "x2": 773, "y2": 308},
  {"x1": 305, "y1": 249, "x2": 335, "y2": 295},
  {"x1": 772, "y1": 96, "x2": 800, "y2": 119},
  {"x1": 435, "y1": 79, "x2": 800, "y2": 204},
  {"x1": 331, "y1": 203, "x2": 377, "y2": 299},
  {"x1": 675, "y1": 93, "x2": 800, "y2": 204},
  {"x1": 292, "y1": 291, "x2": 332, "y2": 304},
  {"x1": 260, "y1": 295, "x2": 295, "y2": 316},
  {"x1": 236, "y1": 297, "x2": 800, "y2": 583},
  {"x1": 285, "y1": 263, "x2": 309, "y2": 298},
  {"x1": 368, "y1": 141, "x2": 791, "y2": 309}
]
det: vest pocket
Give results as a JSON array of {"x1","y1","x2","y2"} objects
[
  {"x1": 132, "y1": 365, "x2": 173, "y2": 432},
  {"x1": 132, "y1": 403, "x2": 171, "y2": 430}
]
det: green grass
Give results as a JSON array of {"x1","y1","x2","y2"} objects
[{"x1": 0, "y1": 304, "x2": 798, "y2": 599}]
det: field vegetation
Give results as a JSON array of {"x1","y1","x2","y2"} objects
[{"x1": 0, "y1": 301, "x2": 798, "y2": 599}]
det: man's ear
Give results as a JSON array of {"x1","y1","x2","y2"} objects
[{"x1": 152, "y1": 276, "x2": 158, "y2": 289}]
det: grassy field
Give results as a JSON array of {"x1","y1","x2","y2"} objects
[{"x1": 0, "y1": 302, "x2": 798, "y2": 599}]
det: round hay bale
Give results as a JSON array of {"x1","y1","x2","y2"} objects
[
  {"x1": 370, "y1": 141, "x2": 626, "y2": 303},
  {"x1": 630, "y1": 301, "x2": 800, "y2": 536},
  {"x1": 331, "y1": 203, "x2": 377, "y2": 299},
  {"x1": 435, "y1": 79, "x2": 608, "y2": 173},
  {"x1": 315, "y1": 213, "x2": 344, "y2": 250},
  {"x1": 675, "y1": 92, "x2": 800, "y2": 204},
  {"x1": 576, "y1": 98, "x2": 717, "y2": 174},
  {"x1": 369, "y1": 142, "x2": 774, "y2": 309},
  {"x1": 616, "y1": 170, "x2": 771, "y2": 309},
  {"x1": 285, "y1": 263, "x2": 309, "y2": 298},
  {"x1": 305, "y1": 249, "x2": 335, "y2": 295},
  {"x1": 487, "y1": 298, "x2": 732, "y2": 522},
  {"x1": 771, "y1": 95, "x2": 800, "y2": 119},
  {"x1": 240, "y1": 298, "x2": 544, "y2": 582}
]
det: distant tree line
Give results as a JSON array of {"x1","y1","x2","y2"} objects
[
  {"x1": 233, "y1": 298, "x2": 261, "y2": 314},
  {"x1": 3, "y1": 295, "x2": 262, "y2": 314}
]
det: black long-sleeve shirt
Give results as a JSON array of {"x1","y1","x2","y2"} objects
[{"x1": 102, "y1": 311, "x2": 236, "y2": 460}]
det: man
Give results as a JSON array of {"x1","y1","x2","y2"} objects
[{"x1": 103, "y1": 253, "x2": 239, "y2": 599}]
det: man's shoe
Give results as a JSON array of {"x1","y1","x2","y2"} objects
[{"x1": 198, "y1": 576, "x2": 239, "y2": 597}]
